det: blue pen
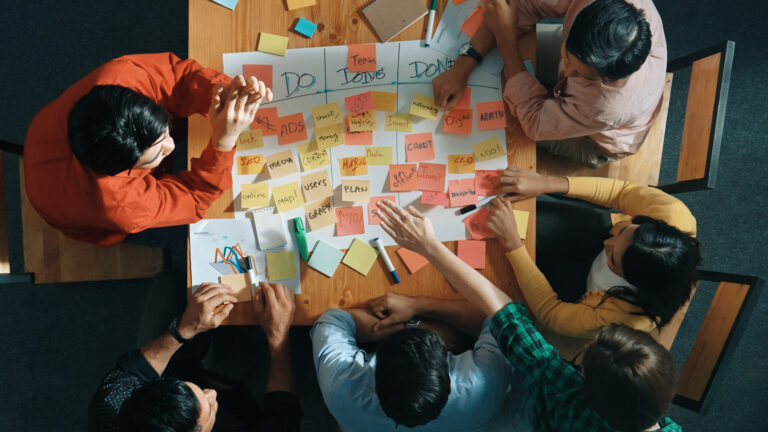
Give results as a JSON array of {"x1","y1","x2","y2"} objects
[{"x1": 373, "y1": 237, "x2": 401, "y2": 284}]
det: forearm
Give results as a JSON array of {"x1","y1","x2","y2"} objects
[
  {"x1": 471, "y1": 24, "x2": 497, "y2": 56},
  {"x1": 348, "y1": 308, "x2": 403, "y2": 343},
  {"x1": 265, "y1": 341, "x2": 295, "y2": 394},
  {"x1": 139, "y1": 332, "x2": 185, "y2": 375},
  {"x1": 496, "y1": 34, "x2": 527, "y2": 78},
  {"x1": 413, "y1": 297, "x2": 486, "y2": 337}
]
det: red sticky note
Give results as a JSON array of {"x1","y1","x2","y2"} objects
[
  {"x1": 461, "y1": 7, "x2": 484, "y2": 38},
  {"x1": 368, "y1": 195, "x2": 396, "y2": 225},
  {"x1": 335, "y1": 206, "x2": 365, "y2": 236},
  {"x1": 347, "y1": 44, "x2": 377, "y2": 73},
  {"x1": 344, "y1": 118, "x2": 374, "y2": 145},
  {"x1": 476, "y1": 100, "x2": 507, "y2": 130},
  {"x1": 453, "y1": 0, "x2": 469, "y2": 3},
  {"x1": 475, "y1": 170, "x2": 503, "y2": 196},
  {"x1": 443, "y1": 109, "x2": 473, "y2": 134},
  {"x1": 448, "y1": 178, "x2": 478, "y2": 207},
  {"x1": 457, "y1": 240, "x2": 486, "y2": 269},
  {"x1": 455, "y1": 88, "x2": 471, "y2": 109},
  {"x1": 242, "y1": 64, "x2": 273, "y2": 92},
  {"x1": 251, "y1": 107, "x2": 279, "y2": 136},
  {"x1": 389, "y1": 164, "x2": 418, "y2": 191},
  {"x1": 417, "y1": 163, "x2": 447, "y2": 192},
  {"x1": 345, "y1": 91, "x2": 377, "y2": 117},
  {"x1": 396, "y1": 248, "x2": 430, "y2": 274},
  {"x1": 421, "y1": 191, "x2": 450, "y2": 206},
  {"x1": 404, "y1": 132, "x2": 435, "y2": 162},
  {"x1": 463, "y1": 207, "x2": 492, "y2": 240},
  {"x1": 277, "y1": 113, "x2": 308, "y2": 145}
]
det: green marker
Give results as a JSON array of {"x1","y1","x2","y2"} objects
[{"x1": 293, "y1": 217, "x2": 309, "y2": 261}]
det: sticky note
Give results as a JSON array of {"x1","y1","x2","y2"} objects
[
  {"x1": 265, "y1": 150, "x2": 298, "y2": 178},
  {"x1": 461, "y1": 7, "x2": 483, "y2": 38},
  {"x1": 251, "y1": 212, "x2": 287, "y2": 250},
  {"x1": 286, "y1": 0, "x2": 316, "y2": 10},
  {"x1": 300, "y1": 170, "x2": 333, "y2": 202},
  {"x1": 448, "y1": 178, "x2": 478, "y2": 207},
  {"x1": 308, "y1": 240, "x2": 344, "y2": 277},
  {"x1": 237, "y1": 154, "x2": 265, "y2": 175},
  {"x1": 421, "y1": 191, "x2": 450, "y2": 206},
  {"x1": 242, "y1": 64, "x2": 273, "y2": 92},
  {"x1": 455, "y1": 88, "x2": 471, "y2": 109},
  {"x1": 273, "y1": 182, "x2": 304, "y2": 213},
  {"x1": 447, "y1": 154, "x2": 476, "y2": 173},
  {"x1": 410, "y1": 93, "x2": 439, "y2": 119},
  {"x1": 345, "y1": 91, "x2": 377, "y2": 117},
  {"x1": 312, "y1": 102, "x2": 343, "y2": 128},
  {"x1": 297, "y1": 142, "x2": 330, "y2": 172},
  {"x1": 389, "y1": 164, "x2": 418, "y2": 191},
  {"x1": 305, "y1": 196, "x2": 337, "y2": 231},
  {"x1": 345, "y1": 118, "x2": 374, "y2": 145},
  {"x1": 464, "y1": 207, "x2": 492, "y2": 240},
  {"x1": 513, "y1": 209, "x2": 530, "y2": 240},
  {"x1": 316, "y1": 123, "x2": 345, "y2": 149},
  {"x1": 443, "y1": 109, "x2": 473, "y2": 134},
  {"x1": 417, "y1": 163, "x2": 447, "y2": 192},
  {"x1": 396, "y1": 248, "x2": 429, "y2": 274},
  {"x1": 457, "y1": 240, "x2": 486, "y2": 269},
  {"x1": 236, "y1": 129, "x2": 264, "y2": 150},
  {"x1": 266, "y1": 251, "x2": 296, "y2": 280},
  {"x1": 294, "y1": 17, "x2": 317, "y2": 38},
  {"x1": 335, "y1": 206, "x2": 365, "y2": 236},
  {"x1": 241, "y1": 182, "x2": 270, "y2": 209},
  {"x1": 341, "y1": 180, "x2": 371, "y2": 202},
  {"x1": 339, "y1": 156, "x2": 368, "y2": 176},
  {"x1": 212, "y1": 0, "x2": 238, "y2": 10},
  {"x1": 372, "y1": 91, "x2": 397, "y2": 112},
  {"x1": 385, "y1": 113, "x2": 414, "y2": 132},
  {"x1": 453, "y1": 0, "x2": 469, "y2": 4},
  {"x1": 475, "y1": 170, "x2": 503, "y2": 196},
  {"x1": 277, "y1": 113, "x2": 308, "y2": 145},
  {"x1": 347, "y1": 44, "x2": 377, "y2": 73},
  {"x1": 251, "y1": 107, "x2": 279, "y2": 136},
  {"x1": 404, "y1": 132, "x2": 435, "y2": 162},
  {"x1": 368, "y1": 195, "x2": 396, "y2": 224},
  {"x1": 473, "y1": 137, "x2": 505, "y2": 162},
  {"x1": 218, "y1": 273, "x2": 253, "y2": 303},
  {"x1": 348, "y1": 111, "x2": 378, "y2": 132},
  {"x1": 342, "y1": 238, "x2": 379, "y2": 275},
  {"x1": 366, "y1": 147, "x2": 393, "y2": 165},
  {"x1": 258, "y1": 32, "x2": 289, "y2": 56},
  {"x1": 476, "y1": 100, "x2": 507, "y2": 130}
]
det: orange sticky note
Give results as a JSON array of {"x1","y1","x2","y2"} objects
[
  {"x1": 242, "y1": 64, "x2": 273, "y2": 92},
  {"x1": 305, "y1": 196, "x2": 337, "y2": 231},
  {"x1": 475, "y1": 170, "x2": 503, "y2": 196},
  {"x1": 404, "y1": 132, "x2": 435, "y2": 162},
  {"x1": 339, "y1": 156, "x2": 369, "y2": 176},
  {"x1": 347, "y1": 44, "x2": 377, "y2": 73},
  {"x1": 335, "y1": 206, "x2": 365, "y2": 236},
  {"x1": 368, "y1": 195, "x2": 396, "y2": 225},
  {"x1": 464, "y1": 207, "x2": 492, "y2": 240},
  {"x1": 344, "y1": 118, "x2": 374, "y2": 145},
  {"x1": 236, "y1": 129, "x2": 264, "y2": 150},
  {"x1": 396, "y1": 248, "x2": 430, "y2": 274},
  {"x1": 251, "y1": 107, "x2": 279, "y2": 136},
  {"x1": 372, "y1": 91, "x2": 397, "y2": 112},
  {"x1": 277, "y1": 113, "x2": 308, "y2": 145},
  {"x1": 417, "y1": 163, "x2": 446, "y2": 192},
  {"x1": 345, "y1": 91, "x2": 377, "y2": 117},
  {"x1": 476, "y1": 100, "x2": 507, "y2": 130},
  {"x1": 389, "y1": 164, "x2": 419, "y2": 191},
  {"x1": 447, "y1": 154, "x2": 476, "y2": 174},
  {"x1": 461, "y1": 7, "x2": 484, "y2": 38},
  {"x1": 443, "y1": 109, "x2": 473, "y2": 134},
  {"x1": 457, "y1": 240, "x2": 486, "y2": 269},
  {"x1": 348, "y1": 111, "x2": 378, "y2": 132},
  {"x1": 421, "y1": 191, "x2": 450, "y2": 206},
  {"x1": 236, "y1": 154, "x2": 265, "y2": 175},
  {"x1": 448, "y1": 178, "x2": 478, "y2": 207},
  {"x1": 455, "y1": 88, "x2": 471, "y2": 109},
  {"x1": 453, "y1": 0, "x2": 469, "y2": 3}
]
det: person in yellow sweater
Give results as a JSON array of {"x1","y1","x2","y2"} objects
[{"x1": 486, "y1": 169, "x2": 701, "y2": 339}]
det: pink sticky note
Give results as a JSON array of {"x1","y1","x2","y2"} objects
[
  {"x1": 455, "y1": 88, "x2": 471, "y2": 109},
  {"x1": 417, "y1": 163, "x2": 447, "y2": 192},
  {"x1": 475, "y1": 170, "x2": 503, "y2": 196},
  {"x1": 389, "y1": 164, "x2": 419, "y2": 191},
  {"x1": 344, "y1": 117, "x2": 374, "y2": 145},
  {"x1": 345, "y1": 91, "x2": 377, "y2": 117},
  {"x1": 443, "y1": 109, "x2": 473, "y2": 135},
  {"x1": 277, "y1": 112, "x2": 308, "y2": 145},
  {"x1": 448, "y1": 178, "x2": 478, "y2": 207},
  {"x1": 396, "y1": 248, "x2": 430, "y2": 274},
  {"x1": 457, "y1": 240, "x2": 486, "y2": 269},
  {"x1": 242, "y1": 64, "x2": 274, "y2": 92},
  {"x1": 251, "y1": 107, "x2": 279, "y2": 136},
  {"x1": 335, "y1": 206, "x2": 365, "y2": 236},
  {"x1": 461, "y1": 7, "x2": 484, "y2": 38},
  {"x1": 421, "y1": 191, "x2": 450, "y2": 206},
  {"x1": 404, "y1": 132, "x2": 435, "y2": 162},
  {"x1": 368, "y1": 195, "x2": 396, "y2": 225},
  {"x1": 463, "y1": 207, "x2": 492, "y2": 240},
  {"x1": 476, "y1": 100, "x2": 507, "y2": 130},
  {"x1": 348, "y1": 44, "x2": 377, "y2": 73}
]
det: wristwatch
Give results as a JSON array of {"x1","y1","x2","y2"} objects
[
  {"x1": 459, "y1": 43, "x2": 483, "y2": 64},
  {"x1": 405, "y1": 318, "x2": 422, "y2": 329},
  {"x1": 168, "y1": 318, "x2": 194, "y2": 344}
]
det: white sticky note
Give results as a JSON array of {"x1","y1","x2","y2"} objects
[{"x1": 250, "y1": 212, "x2": 288, "y2": 250}]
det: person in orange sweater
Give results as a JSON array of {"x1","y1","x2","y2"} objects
[{"x1": 23, "y1": 53, "x2": 272, "y2": 247}]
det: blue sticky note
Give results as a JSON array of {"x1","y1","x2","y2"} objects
[
  {"x1": 212, "y1": 0, "x2": 238, "y2": 9},
  {"x1": 294, "y1": 17, "x2": 318, "y2": 38},
  {"x1": 308, "y1": 240, "x2": 344, "y2": 278}
]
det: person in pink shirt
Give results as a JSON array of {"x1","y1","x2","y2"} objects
[{"x1": 433, "y1": 0, "x2": 667, "y2": 168}]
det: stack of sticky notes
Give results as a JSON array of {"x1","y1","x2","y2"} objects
[
  {"x1": 342, "y1": 238, "x2": 379, "y2": 275},
  {"x1": 266, "y1": 250, "x2": 297, "y2": 281},
  {"x1": 258, "y1": 32, "x2": 289, "y2": 56},
  {"x1": 294, "y1": 17, "x2": 317, "y2": 38},
  {"x1": 457, "y1": 240, "x2": 486, "y2": 269},
  {"x1": 308, "y1": 240, "x2": 345, "y2": 277}
]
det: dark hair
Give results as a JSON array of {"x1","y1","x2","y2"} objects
[
  {"x1": 565, "y1": 0, "x2": 652, "y2": 80},
  {"x1": 375, "y1": 328, "x2": 451, "y2": 427},
  {"x1": 120, "y1": 378, "x2": 201, "y2": 432},
  {"x1": 583, "y1": 324, "x2": 675, "y2": 432},
  {"x1": 68, "y1": 85, "x2": 170, "y2": 175}
]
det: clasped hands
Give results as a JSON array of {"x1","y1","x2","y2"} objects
[{"x1": 209, "y1": 74, "x2": 274, "y2": 151}]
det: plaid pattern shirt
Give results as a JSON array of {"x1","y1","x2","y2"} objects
[{"x1": 490, "y1": 302, "x2": 682, "y2": 432}]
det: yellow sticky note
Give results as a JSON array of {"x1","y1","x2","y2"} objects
[
  {"x1": 305, "y1": 196, "x2": 337, "y2": 231},
  {"x1": 312, "y1": 102, "x2": 343, "y2": 128},
  {"x1": 273, "y1": 182, "x2": 304, "y2": 212},
  {"x1": 339, "y1": 156, "x2": 368, "y2": 176},
  {"x1": 472, "y1": 136, "x2": 506, "y2": 162},
  {"x1": 342, "y1": 238, "x2": 379, "y2": 276},
  {"x1": 237, "y1": 155, "x2": 265, "y2": 175},
  {"x1": 298, "y1": 142, "x2": 330, "y2": 172},
  {"x1": 241, "y1": 182, "x2": 270, "y2": 209},
  {"x1": 218, "y1": 273, "x2": 253, "y2": 303},
  {"x1": 266, "y1": 251, "x2": 296, "y2": 281},
  {"x1": 341, "y1": 180, "x2": 370, "y2": 202},
  {"x1": 385, "y1": 113, "x2": 414, "y2": 132},
  {"x1": 316, "y1": 123, "x2": 345, "y2": 149},
  {"x1": 258, "y1": 32, "x2": 289, "y2": 56},
  {"x1": 410, "y1": 93, "x2": 439, "y2": 119},
  {"x1": 286, "y1": 0, "x2": 316, "y2": 11},
  {"x1": 265, "y1": 150, "x2": 298, "y2": 178},
  {"x1": 372, "y1": 91, "x2": 397, "y2": 112},
  {"x1": 236, "y1": 129, "x2": 263, "y2": 150},
  {"x1": 300, "y1": 170, "x2": 333, "y2": 202},
  {"x1": 348, "y1": 111, "x2": 378, "y2": 132},
  {"x1": 447, "y1": 154, "x2": 476, "y2": 173},
  {"x1": 513, "y1": 209, "x2": 530, "y2": 240},
  {"x1": 365, "y1": 147, "x2": 393, "y2": 165}
]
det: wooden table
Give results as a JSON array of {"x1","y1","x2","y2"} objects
[{"x1": 188, "y1": 0, "x2": 537, "y2": 326}]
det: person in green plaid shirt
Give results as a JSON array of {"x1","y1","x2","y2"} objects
[{"x1": 375, "y1": 199, "x2": 682, "y2": 432}]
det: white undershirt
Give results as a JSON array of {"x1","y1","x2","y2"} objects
[{"x1": 586, "y1": 250, "x2": 636, "y2": 293}]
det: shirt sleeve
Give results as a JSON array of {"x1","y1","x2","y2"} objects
[{"x1": 516, "y1": 0, "x2": 574, "y2": 32}]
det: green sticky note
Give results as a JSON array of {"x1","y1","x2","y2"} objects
[
  {"x1": 308, "y1": 240, "x2": 344, "y2": 278},
  {"x1": 341, "y1": 238, "x2": 379, "y2": 276},
  {"x1": 266, "y1": 251, "x2": 296, "y2": 281}
]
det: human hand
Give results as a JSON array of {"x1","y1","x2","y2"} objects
[
  {"x1": 252, "y1": 282, "x2": 296, "y2": 350},
  {"x1": 375, "y1": 200, "x2": 441, "y2": 258},
  {"x1": 432, "y1": 58, "x2": 474, "y2": 110},
  {"x1": 496, "y1": 168, "x2": 568, "y2": 201},
  {"x1": 370, "y1": 293, "x2": 422, "y2": 332},
  {"x1": 209, "y1": 75, "x2": 273, "y2": 151},
  {"x1": 487, "y1": 197, "x2": 524, "y2": 250},
  {"x1": 178, "y1": 283, "x2": 238, "y2": 339},
  {"x1": 481, "y1": 0, "x2": 518, "y2": 44}
]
